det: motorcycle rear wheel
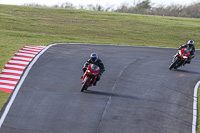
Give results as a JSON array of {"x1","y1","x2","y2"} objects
[{"x1": 81, "y1": 78, "x2": 90, "y2": 92}]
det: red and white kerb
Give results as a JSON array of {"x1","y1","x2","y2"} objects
[{"x1": 0, "y1": 46, "x2": 45, "y2": 93}]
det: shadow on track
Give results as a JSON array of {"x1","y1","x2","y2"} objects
[
  {"x1": 84, "y1": 90, "x2": 193, "y2": 110},
  {"x1": 85, "y1": 90, "x2": 193, "y2": 126},
  {"x1": 85, "y1": 90, "x2": 141, "y2": 100},
  {"x1": 173, "y1": 69, "x2": 200, "y2": 75}
]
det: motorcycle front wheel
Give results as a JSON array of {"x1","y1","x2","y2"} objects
[
  {"x1": 169, "y1": 57, "x2": 180, "y2": 70},
  {"x1": 81, "y1": 78, "x2": 90, "y2": 92}
]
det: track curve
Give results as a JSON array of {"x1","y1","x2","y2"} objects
[{"x1": 0, "y1": 43, "x2": 200, "y2": 133}]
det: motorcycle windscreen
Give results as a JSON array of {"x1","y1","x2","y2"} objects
[{"x1": 91, "y1": 64, "x2": 100, "y2": 71}]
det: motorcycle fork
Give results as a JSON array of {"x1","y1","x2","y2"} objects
[
  {"x1": 172, "y1": 53, "x2": 178, "y2": 62},
  {"x1": 87, "y1": 75, "x2": 93, "y2": 86},
  {"x1": 182, "y1": 59, "x2": 187, "y2": 66},
  {"x1": 82, "y1": 75, "x2": 89, "y2": 84}
]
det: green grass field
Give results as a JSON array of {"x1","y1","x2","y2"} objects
[{"x1": 0, "y1": 5, "x2": 200, "y2": 130}]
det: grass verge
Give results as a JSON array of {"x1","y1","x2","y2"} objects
[{"x1": 0, "y1": 91, "x2": 10, "y2": 110}]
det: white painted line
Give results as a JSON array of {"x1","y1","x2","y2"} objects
[
  {"x1": 18, "y1": 50, "x2": 38, "y2": 54},
  {"x1": 2, "y1": 69, "x2": 23, "y2": 74},
  {"x1": 8, "y1": 60, "x2": 30, "y2": 65},
  {"x1": 0, "y1": 80, "x2": 18, "y2": 84},
  {"x1": 0, "y1": 85, "x2": 14, "y2": 90},
  {"x1": 15, "y1": 53, "x2": 35, "y2": 57},
  {"x1": 0, "y1": 45, "x2": 50, "y2": 128},
  {"x1": 0, "y1": 75, "x2": 20, "y2": 79},
  {"x1": 11, "y1": 57, "x2": 32, "y2": 61},
  {"x1": 192, "y1": 81, "x2": 200, "y2": 133},
  {"x1": 5, "y1": 64, "x2": 26, "y2": 69}
]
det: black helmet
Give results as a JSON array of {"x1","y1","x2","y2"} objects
[
  {"x1": 90, "y1": 53, "x2": 98, "y2": 62},
  {"x1": 187, "y1": 40, "x2": 194, "y2": 46}
]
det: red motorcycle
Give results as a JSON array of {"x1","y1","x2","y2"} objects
[
  {"x1": 81, "y1": 64, "x2": 100, "y2": 92},
  {"x1": 169, "y1": 48, "x2": 191, "y2": 70}
]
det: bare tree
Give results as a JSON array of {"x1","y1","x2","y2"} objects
[
  {"x1": 136, "y1": 0, "x2": 152, "y2": 9},
  {"x1": 23, "y1": 1, "x2": 200, "y2": 18},
  {"x1": 60, "y1": 2, "x2": 75, "y2": 9}
]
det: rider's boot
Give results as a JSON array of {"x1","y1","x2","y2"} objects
[{"x1": 93, "y1": 81, "x2": 97, "y2": 86}]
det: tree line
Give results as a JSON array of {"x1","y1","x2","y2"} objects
[{"x1": 24, "y1": 0, "x2": 200, "y2": 18}]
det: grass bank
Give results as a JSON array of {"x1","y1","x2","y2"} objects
[{"x1": 0, "y1": 5, "x2": 200, "y2": 115}]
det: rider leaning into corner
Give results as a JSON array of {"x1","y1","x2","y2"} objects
[
  {"x1": 82, "y1": 53, "x2": 105, "y2": 86},
  {"x1": 178, "y1": 40, "x2": 195, "y2": 64}
]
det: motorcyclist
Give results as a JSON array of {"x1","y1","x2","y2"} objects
[
  {"x1": 82, "y1": 53, "x2": 105, "y2": 86},
  {"x1": 178, "y1": 40, "x2": 195, "y2": 64}
]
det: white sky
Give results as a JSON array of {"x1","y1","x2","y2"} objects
[{"x1": 0, "y1": 0, "x2": 199, "y2": 7}]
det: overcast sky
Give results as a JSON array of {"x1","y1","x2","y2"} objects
[{"x1": 0, "y1": 0, "x2": 199, "y2": 7}]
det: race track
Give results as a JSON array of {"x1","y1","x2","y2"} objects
[{"x1": 0, "y1": 43, "x2": 200, "y2": 133}]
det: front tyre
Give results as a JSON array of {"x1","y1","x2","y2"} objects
[
  {"x1": 169, "y1": 57, "x2": 180, "y2": 70},
  {"x1": 81, "y1": 78, "x2": 90, "y2": 92}
]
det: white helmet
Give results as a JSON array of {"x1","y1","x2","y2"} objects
[{"x1": 187, "y1": 40, "x2": 194, "y2": 46}]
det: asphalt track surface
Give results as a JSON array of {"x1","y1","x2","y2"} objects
[{"x1": 0, "y1": 43, "x2": 200, "y2": 133}]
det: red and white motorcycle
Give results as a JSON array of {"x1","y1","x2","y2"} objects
[
  {"x1": 81, "y1": 64, "x2": 100, "y2": 92},
  {"x1": 169, "y1": 48, "x2": 191, "y2": 70}
]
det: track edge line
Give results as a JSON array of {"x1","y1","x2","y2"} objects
[
  {"x1": 192, "y1": 80, "x2": 200, "y2": 133},
  {"x1": 0, "y1": 44, "x2": 56, "y2": 128}
]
